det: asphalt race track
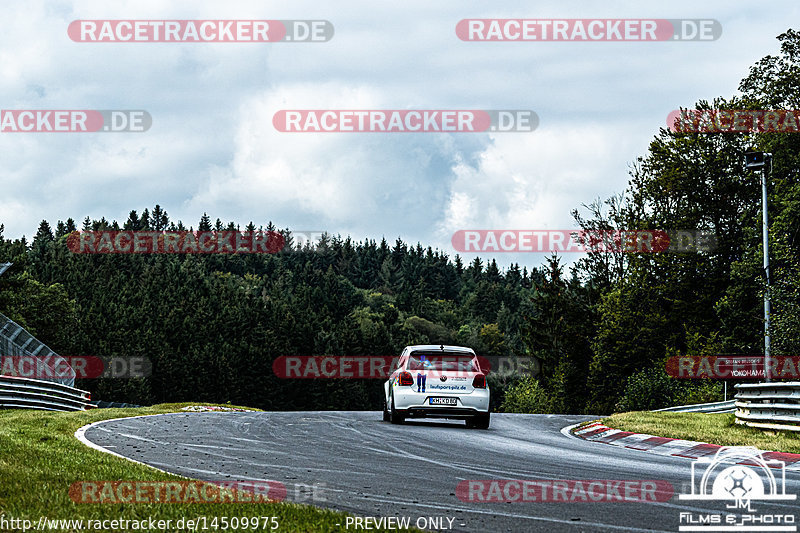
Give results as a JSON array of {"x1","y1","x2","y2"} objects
[{"x1": 82, "y1": 412, "x2": 800, "y2": 532}]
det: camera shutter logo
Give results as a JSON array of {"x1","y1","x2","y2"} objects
[{"x1": 679, "y1": 446, "x2": 795, "y2": 531}]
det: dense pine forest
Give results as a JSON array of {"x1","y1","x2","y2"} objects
[{"x1": 1, "y1": 30, "x2": 799, "y2": 414}]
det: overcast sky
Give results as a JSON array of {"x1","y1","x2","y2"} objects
[{"x1": 1, "y1": 1, "x2": 797, "y2": 271}]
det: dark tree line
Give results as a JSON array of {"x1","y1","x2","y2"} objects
[{"x1": 2, "y1": 212, "x2": 542, "y2": 410}]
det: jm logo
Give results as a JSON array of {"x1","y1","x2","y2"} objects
[{"x1": 680, "y1": 447, "x2": 795, "y2": 511}]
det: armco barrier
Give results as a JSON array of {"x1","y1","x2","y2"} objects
[
  {"x1": 0, "y1": 375, "x2": 92, "y2": 411},
  {"x1": 655, "y1": 399, "x2": 735, "y2": 413},
  {"x1": 0, "y1": 310, "x2": 76, "y2": 388},
  {"x1": 735, "y1": 382, "x2": 800, "y2": 432}
]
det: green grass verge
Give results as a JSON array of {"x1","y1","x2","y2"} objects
[
  {"x1": 0, "y1": 403, "x2": 419, "y2": 532},
  {"x1": 599, "y1": 411, "x2": 800, "y2": 454}
]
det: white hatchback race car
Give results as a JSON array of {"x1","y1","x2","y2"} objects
[{"x1": 383, "y1": 345, "x2": 490, "y2": 429}]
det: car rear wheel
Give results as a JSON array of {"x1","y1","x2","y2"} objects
[
  {"x1": 382, "y1": 395, "x2": 390, "y2": 421},
  {"x1": 389, "y1": 392, "x2": 405, "y2": 424}
]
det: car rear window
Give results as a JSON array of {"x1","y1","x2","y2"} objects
[{"x1": 407, "y1": 353, "x2": 479, "y2": 372}]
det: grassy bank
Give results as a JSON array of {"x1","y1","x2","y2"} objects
[
  {"x1": 0, "y1": 404, "x2": 416, "y2": 532},
  {"x1": 599, "y1": 411, "x2": 800, "y2": 454}
]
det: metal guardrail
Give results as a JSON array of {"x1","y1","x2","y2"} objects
[
  {"x1": 734, "y1": 382, "x2": 800, "y2": 432},
  {"x1": 0, "y1": 375, "x2": 92, "y2": 411},
  {"x1": 0, "y1": 310, "x2": 76, "y2": 388},
  {"x1": 655, "y1": 400, "x2": 736, "y2": 413}
]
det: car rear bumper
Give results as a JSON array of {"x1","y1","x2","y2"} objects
[
  {"x1": 392, "y1": 387, "x2": 490, "y2": 417},
  {"x1": 404, "y1": 406, "x2": 485, "y2": 419}
]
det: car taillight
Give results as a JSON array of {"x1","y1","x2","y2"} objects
[
  {"x1": 399, "y1": 371, "x2": 414, "y2": 386},
  {"x1": 472, "y1": 374, "x2": 486, "y2": 388}
]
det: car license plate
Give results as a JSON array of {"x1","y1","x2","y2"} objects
[{"x1": 429, "y1": 397, "x2": 457, "y2": 406}]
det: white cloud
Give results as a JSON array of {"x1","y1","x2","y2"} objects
[{"x1": 0, "y1": 0, "x2": 797, "y2": 271}]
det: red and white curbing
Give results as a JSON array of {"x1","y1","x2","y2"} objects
[
  {"x1": 570, "y1": 422, "x2": 800, "y2": 471},
  {"x1": 180, "y1": 405, "x2": 255, "y2": 412}
]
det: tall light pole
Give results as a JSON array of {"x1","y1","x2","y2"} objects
[{"x1": 745, "y1": 149, "x2": 773, "y2": 382}]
